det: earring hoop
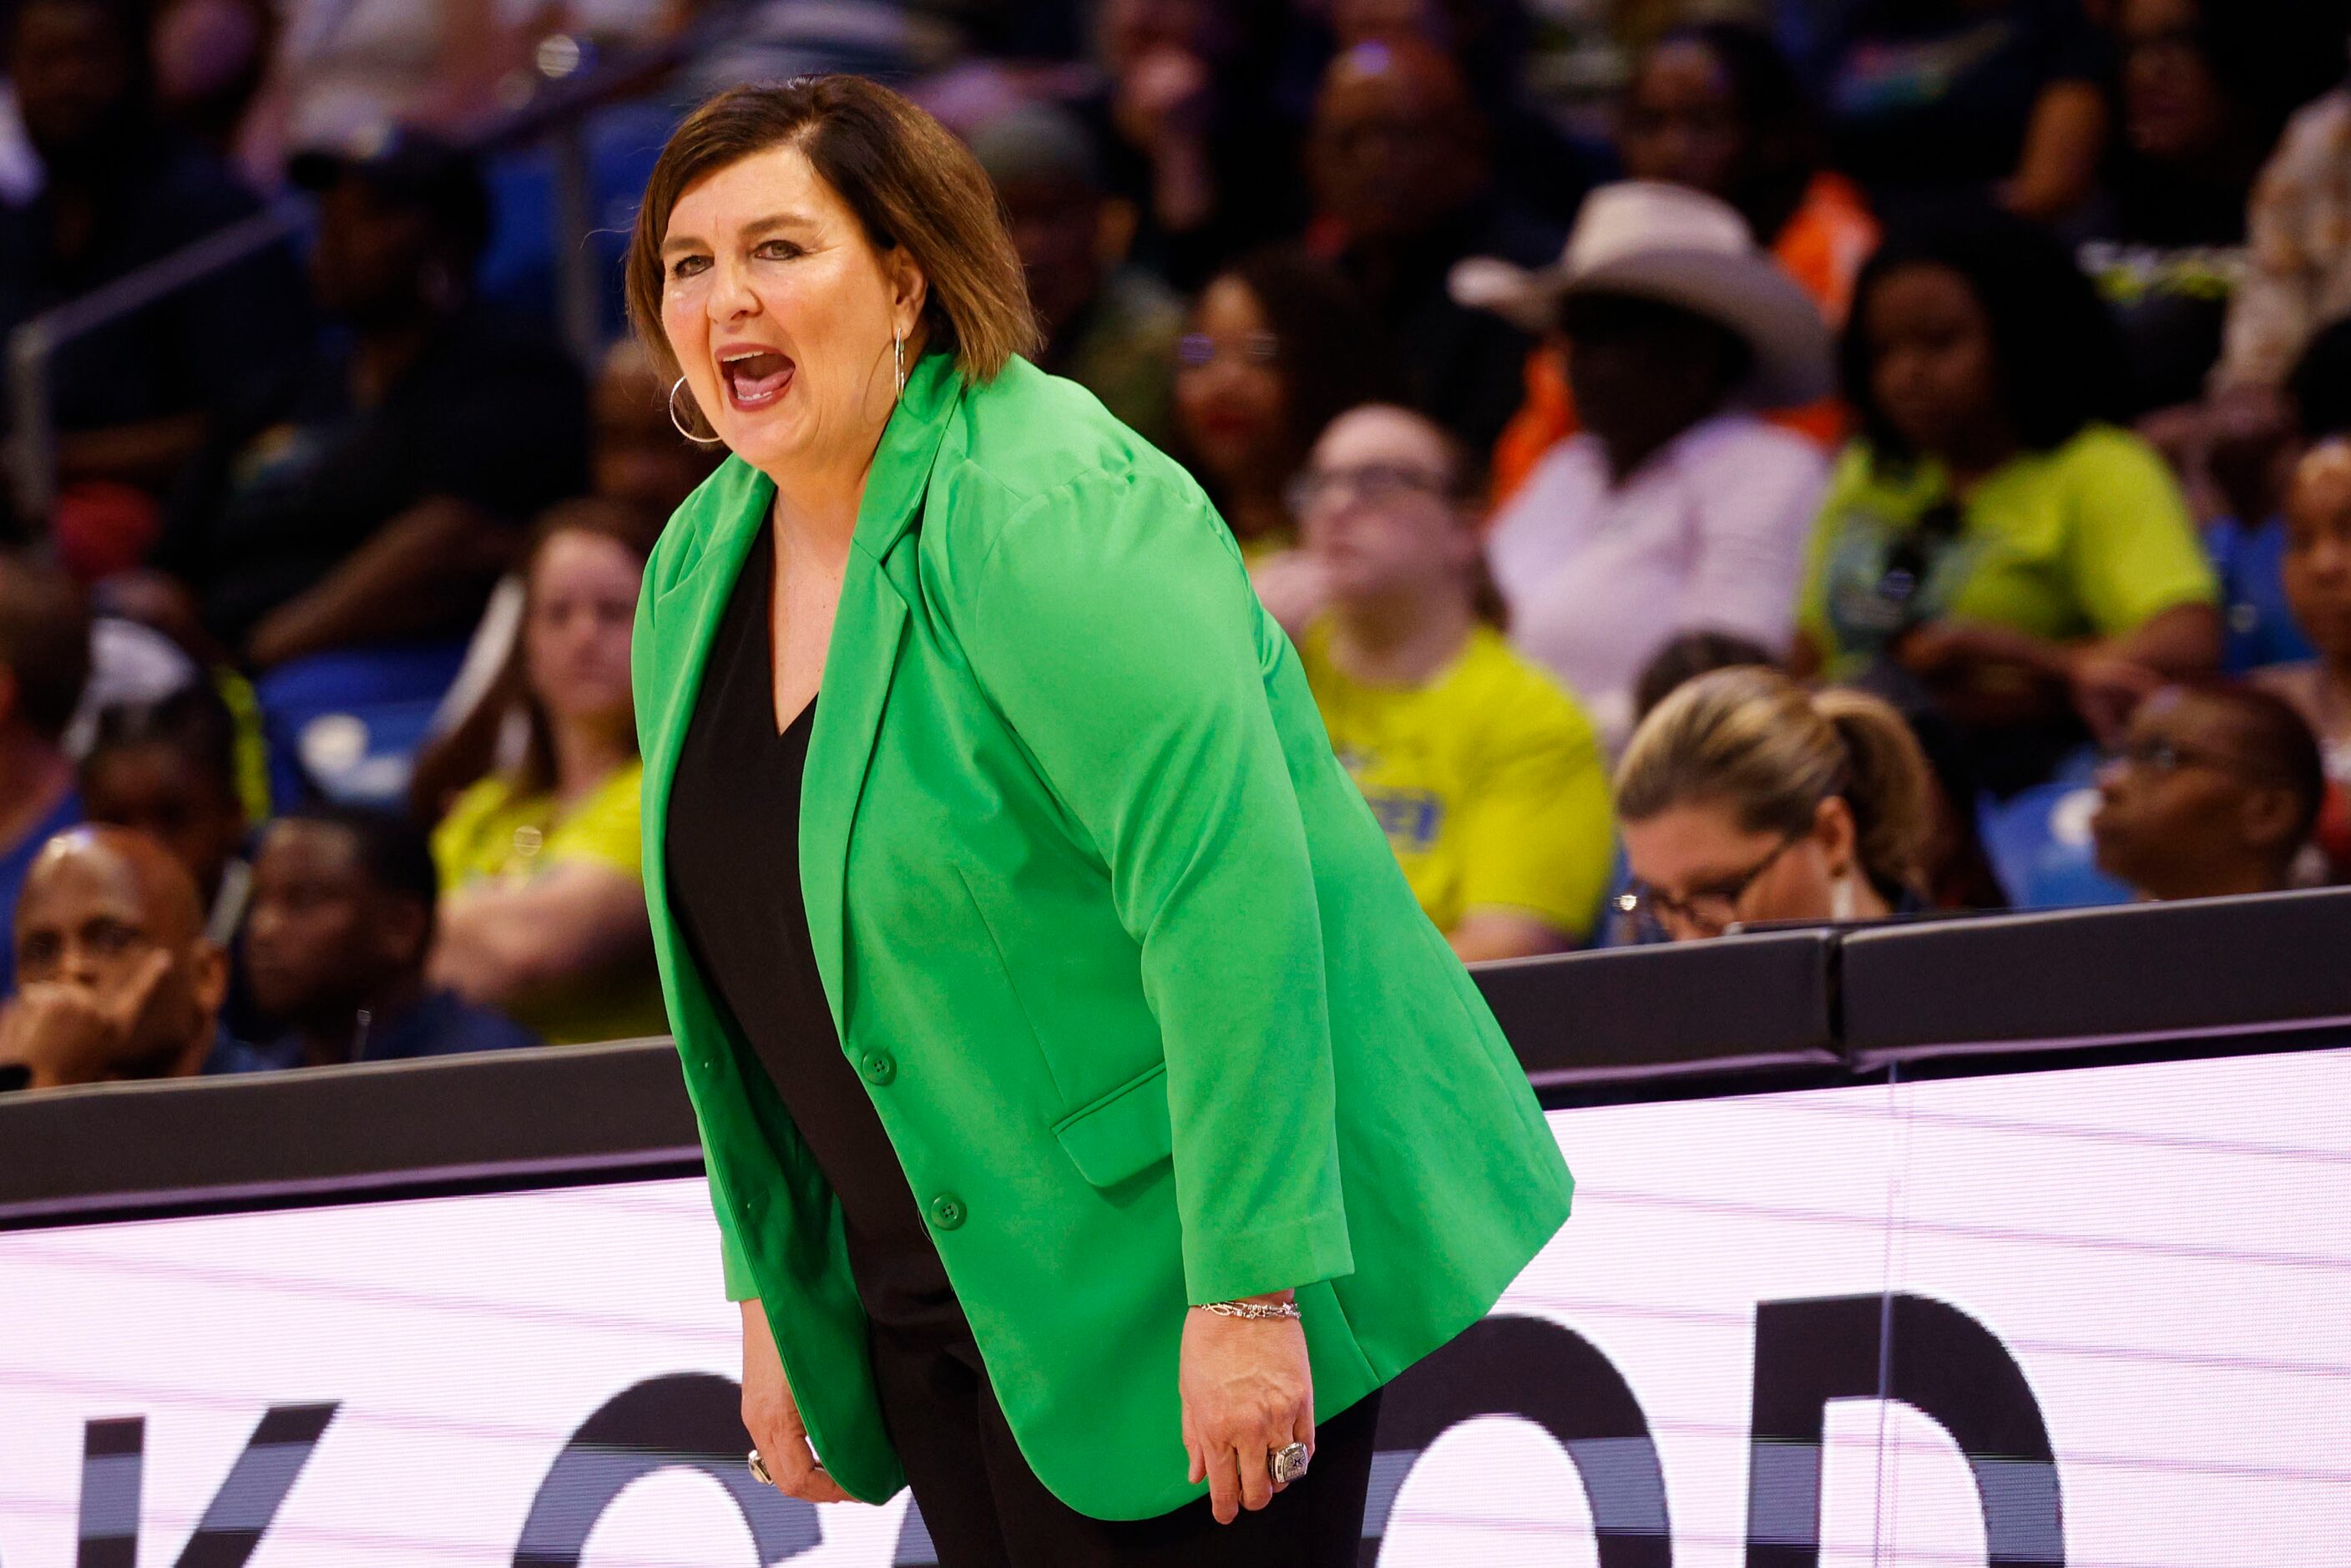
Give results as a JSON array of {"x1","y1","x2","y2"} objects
[
  {"x1": 892, "y1": 331, "x2": 904, "y2": 399},
  {"x1": 668, "y1": 376, "x2": 725, "y2": 448}
]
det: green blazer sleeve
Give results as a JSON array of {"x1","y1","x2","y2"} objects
[
  {"x1": 718, "y1": 1202, "x2": 757, "y2": 1301},
  {"x1": 958, "y1": 466, "x2": 1354, "y2": 1306}
]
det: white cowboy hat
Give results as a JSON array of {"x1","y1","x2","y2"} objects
[{"x1": 1449, "y1": 180, "x2": 1833, "y2": 410}]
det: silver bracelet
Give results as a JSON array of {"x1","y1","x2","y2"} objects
[{"x1": 1198, "y1": 1298, "x2": 1302, "y2": 1320}]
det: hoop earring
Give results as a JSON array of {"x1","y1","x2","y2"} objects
[
  {"x1": 892, "y1": 331, "x2": 904, "y2": 399},
  {"x1": 668, "y1": 377, "x2": 724, "y2": 448}
]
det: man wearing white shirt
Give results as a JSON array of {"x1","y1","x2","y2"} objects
[{"x1": 1456, "y1": 182, "x2": 1833, "y2": 750}]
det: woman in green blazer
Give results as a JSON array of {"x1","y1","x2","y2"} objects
[{"x1": 626, "y1": 78, "x2": 1572, "y2": 1564}]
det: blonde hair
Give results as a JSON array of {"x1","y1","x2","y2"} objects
[
  {"x1": 1615, "y1": 667, "x2": 1936, "y2": 897},
  {"x1": 626, "y1": 77, "x2": 1039, "y2": 387}
]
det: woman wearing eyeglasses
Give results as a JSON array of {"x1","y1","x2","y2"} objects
[
  {"x1": 1612, "y1": 666, "x2": 1935, "y2": 940},
  {"x1": 1287, "y1": 403, "x2": 1616, "y2": 961},
  {"x1": 1170, "y1": 248, "x2": 1393, "y2": 559}
]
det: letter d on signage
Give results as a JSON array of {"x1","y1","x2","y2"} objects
[
  {"x1": 1369, "y1": 1314, "x2": 1671, "y2": 1565},
  {"x1": 1746, "y1": 1293, "x2": 2063, "y2": 1568}
]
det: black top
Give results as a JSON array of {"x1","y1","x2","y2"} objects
[
  {"x1": 0, "y1": 135, "x2": 308, "y2": 451},
  {"x1": 2070, "y1": 169, "x2": 2248, "y2": 415},
  {"x1": 664, "y1": 522, "x2": 962, "y2": 1334},
  {"x1": 244, "y1": 988, "x2": 543, "y2": 1071},
  {"x1": 156, "y1": 305, "x2": 588, "y2": 646}
]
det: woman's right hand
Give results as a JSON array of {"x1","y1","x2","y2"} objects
[{"x1": 741, "y1": 1299, "x2": 852, "y2": 1504}]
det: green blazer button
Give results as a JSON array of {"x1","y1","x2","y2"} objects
[
  {"x1": 927, "y1": 1193, "x2": 966, "y2": 1231},
  {"x1": 861, "y1": 1050, "x2": 897, "y2": 1085}
]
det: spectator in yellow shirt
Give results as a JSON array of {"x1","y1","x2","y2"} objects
[
  {"x1": 1287, "y1": 404, "x2": 1615, "y2": 959},
  {"x1": 1794, "y1": 210, "x2": 2221, "y2": 797},
  {"x1": 412, "y1": 501, "x2": 666, "y2": 1044}
]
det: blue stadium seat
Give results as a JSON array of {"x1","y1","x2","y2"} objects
[
  {"x1": 253, "y1": 641, "x2": 470, "y2": 809},
  {"x1": 478, "y1": 100, "x2": 680, "y2": 339},
  {"x1": 1975, "y1": 749, "x2": 2135, "y2": 910}
]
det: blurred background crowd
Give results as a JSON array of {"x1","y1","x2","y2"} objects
[{"x1": 3, "y1": 0, "x2": 2349, "y2": 1090}]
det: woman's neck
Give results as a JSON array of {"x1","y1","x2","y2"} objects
[
  {"x1": 763, "y1": 391, "x2": 907, "y2": 560},
  {"x1": 548, "y1": 713, "x2": 631, "y2": 805},
  {"x1": 768, "y1": 457, "x2": 872, "y2": 555},
  {"x1": 762, "y1": 329, "x2": 926, "y2": 550},
  {"x1": 1937, "y1": 418, "x2": 2021, "y2": 491},
  {"x1": 1330, "y1": 589, "x2": 1475, "y2": 687}
]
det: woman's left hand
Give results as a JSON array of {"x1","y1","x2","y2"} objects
[{"x1": 1179, "y1": 1294, "x2": 1314, "y2": 1525}]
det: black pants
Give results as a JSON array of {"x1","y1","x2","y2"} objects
[{"x1": 869, "y1": 1321, "x2": 1382, "y2": 1568}]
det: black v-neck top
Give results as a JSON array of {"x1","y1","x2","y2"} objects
[{"x1": 665, "y1": 522, "x2": 961, "y2": 1333}]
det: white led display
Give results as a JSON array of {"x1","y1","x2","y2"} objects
[{"x1": 4, "y1": 1045, "x2": 2347, "y2": 1565}]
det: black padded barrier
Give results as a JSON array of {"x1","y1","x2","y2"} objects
[
  {"x1": 1839, "y1": 885, "x2": 2351, "y2": 1068},
  {"x1": 0, "y1": 1038, "x2": 702, "y2": 1227},
  {"x1": 2, "y1": 887, "x2": 2347, "y2": 1227},
  {"x1": 1479, "y1": 929, "x2": 1838, "y2": 1089}
]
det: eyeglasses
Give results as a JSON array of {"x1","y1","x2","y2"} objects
[
  {"x1": 1614, "y1": 830, "x2": 1805, "y2": 938},
  {"x1": 2106, "y1": 736, "x2": 2273, "y2": 782},
  {"x1": 1285, "y1": 463, "x2": 1452, "y2": 517},
  {"x1": 1176, "y1": 331, "x2": 1279, "y2": 370}
]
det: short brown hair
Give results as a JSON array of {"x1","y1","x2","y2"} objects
[
  {"x1": 626, "y1": 77, "x2": 1039, "y2": 387},
  {"x1": 0, "y1": 553, "x2": 89, "y2": 745}
]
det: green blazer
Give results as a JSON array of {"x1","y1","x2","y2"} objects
[{"x1": 633, "y1": 351, "x2": 1573, "y2": 1520}]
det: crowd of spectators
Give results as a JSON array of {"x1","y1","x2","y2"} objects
[{"x1": 6, "y1": 0, "x2": 2351, "y2": 1090}]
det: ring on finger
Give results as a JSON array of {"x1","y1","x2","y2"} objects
[
  {"x1": 1270, "y1": 1441, "x2": 1310, "y2": 1485},
  {"x1": 747, "y1": 1449, "x2": 775, "y2": 1486}
]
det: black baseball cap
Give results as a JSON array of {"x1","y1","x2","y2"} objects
[{"x1": 288, "y1": 126, "x2": 492, "y2": 257}]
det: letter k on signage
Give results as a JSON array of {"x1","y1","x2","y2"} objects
[{"x1": 68, "y1": 1404, "x2": 336, "y2": 1568}]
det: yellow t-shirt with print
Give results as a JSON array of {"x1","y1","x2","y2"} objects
[
  {"x1": 1297, "y1": 619, "x2": 1615, "y2": 940},
  {"x1": 431, "y1": 760, "x2": 669, "y2": 1045}
]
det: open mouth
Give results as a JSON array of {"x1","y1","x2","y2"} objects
[{"x1": 720, "y1": 349, "x2": 793, "y2": 410}]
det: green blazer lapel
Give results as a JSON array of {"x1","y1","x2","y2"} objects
[
  {"x1": 801, "y1": 353, "x2": 967, "y2": 1037},
  {"x1": 640, "y1": 458, "x2": 774, "y2": 954}
]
